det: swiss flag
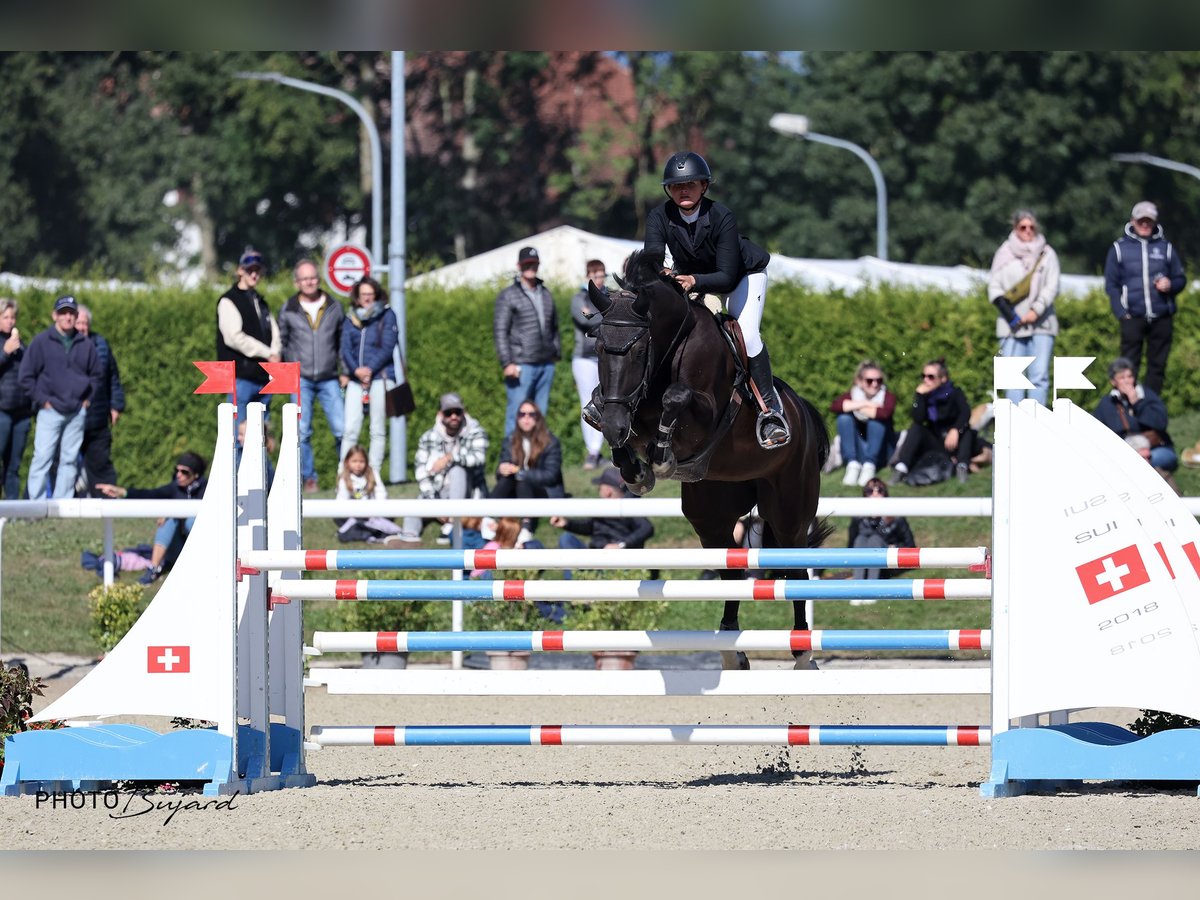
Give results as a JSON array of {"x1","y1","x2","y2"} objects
[
  {"x1": 147, "y1": 645, "x2": 191, "y2": 673},
  {"x1": 1075, "y1": 545, "x2": 1150, "y2": 605}
]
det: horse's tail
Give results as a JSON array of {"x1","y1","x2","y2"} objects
[
  {"x1": 809, "y1": 515, "x2": 836, "y2": 549},
  {"x1": 789, "y1": 389, "x2": 831, "y2": 469}
]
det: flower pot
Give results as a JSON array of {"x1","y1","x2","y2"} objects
[
  {"x1": 486, "y1": 650, "x2": 531, "y2": 670},
  {"x1": 592, "y1": 650, "x2": 638, "y2": 670},
  {"x1": 360, "y1": 651, "x2": 409, "y2": 670}
]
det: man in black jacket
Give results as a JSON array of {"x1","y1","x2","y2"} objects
[
  {"x1": 216, "y1": 248, "x2": 281, "y2": 429},
  {"x1": 550, "y1": 467, "x2": 655, "y2": 551},
  {"x1": 493, "y1": 246, "x2": 560, "y2": 437},
  {"x1": 96, "y1": 451, "x2": 208, "y2": 584},
  {"x1": 279, "y1": 259, "x2": 345, "y2": 492}
]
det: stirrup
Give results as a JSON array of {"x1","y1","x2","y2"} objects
[{"x1": 756, "y1": 411, "x2": 791, "y2": 449}]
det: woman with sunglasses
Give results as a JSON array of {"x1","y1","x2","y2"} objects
[
  {"x1": 889, "y1": 359, "x2": 979, "y2": 486},
  {"x1": 95, "y1": 451, "x2": 207, "y2": 585},
  {"x1": 987, "y1": 209, "x2": 1060, "y2": 405},
  {"x1": 491, "y1": 402, "x2": 564, "y2": 532},
  {"x1": 830, "y1": 359, "x2": 897, "y2": 486},
  {"x1": 846, "y1": 478, "x2": 916, "y2": 604}
]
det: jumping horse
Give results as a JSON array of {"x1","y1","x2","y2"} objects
[{"x1": 586, "y1": 250, "x2": 832, "y2": 669}]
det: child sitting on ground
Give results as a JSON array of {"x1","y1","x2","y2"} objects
[{"x1": 333, "y1": 445, "x2": 412, "y2": 545}]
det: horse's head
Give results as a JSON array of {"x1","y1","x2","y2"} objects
[{"x1": 587, "y1": 279, "x2": 651, "y2": 448}]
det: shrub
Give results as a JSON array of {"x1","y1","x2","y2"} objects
[
  {"x1": 0, "y1": 664, "x2": 61, "y2": 769},
  {"x1": 88, "y1": 582, "x2": 147, "y2": 654},
  {"x1": 561, "y1": 568, "x2": 667, "y2": 631}
]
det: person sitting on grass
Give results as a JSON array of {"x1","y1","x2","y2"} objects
[
  {"x1": 332, "y1": 444, "x2": 410, "y2": 545},
  {"x1": 96, "y1": 451, "x2": 207, "y2": 585}
]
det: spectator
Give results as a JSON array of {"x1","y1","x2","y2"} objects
[
  {"x1": 73, "y1": 305, "x2": 125, "y2": 497},
  {"x1": 570, "y1": 259, "x2": 607, "y2": 470},
  {"x1": 402, "y1": 391, "x2": 490, "y2": 545},
  {"x1": 19, "y1": 295, "x2": 101, "y2": 500},
  {"x1": 96, "y1": 451, "x2": 207, "y2": 585},
  {"x1": 830, "y1": 359, "x2": 897, "y2": 486},
  {"x1": 0, "y1": 298, "x2": 31, "y2": 499},
  {"x1": 494, "y1": 246, "x2": 560, "y2": 437},
  {"x1": 491, "y1": 401, "x2": 564, "y2": 522},
  {"x1": 216, "y1": 247, "x2": 281, "y2": 429},
  {"x1": 471, "y1": 516, "x2": 543, "y2": 578},
  {"x1": 279, "y1": 259, "x2": 345, "y2": 493},
  {"x1": 889, "y1": 359, "x2": 979, "y2": 486},
  {"x1": 1093, "y1": 356, "x2": 1178, "y2": 478},
  {"x1": 550, "y1": 467, "x2": 654, "y2": 551},
  {"x1": 1104, "y1": 201, "x2": 1187, "y2": 395},
  {"x1": 332, "y1": 445, "x2": 409, "y2": 545},
  {"x1": 339, "y1": 277, "x2": 398, "y2": 477},
  {"x1": 846, "y1": 478, "x2": 916, "y2": 605},
  {"x1": 987, "y1": 209, "x2": 1060, "y2": 405}
]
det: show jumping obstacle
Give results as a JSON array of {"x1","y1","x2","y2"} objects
[{"x1": 7, "y1": 357, "x2": 1200, "y2": 798}]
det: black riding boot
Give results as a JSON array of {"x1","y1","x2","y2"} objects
[
  {"x1": 748, "y1": 348, "x2": 791, "y2": 449},
  {"x1": 582, "y1": 386, "x2": 603, "y2": 431}
]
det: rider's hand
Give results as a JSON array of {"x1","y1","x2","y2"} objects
[{"x1": 674, "y1": 274, "x2": 697, "y2": 292}]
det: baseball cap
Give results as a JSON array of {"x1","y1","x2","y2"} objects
[
  {"x1": 239, "y1": 248, "x2": 265, "y2": 269},
  {"x1": 1131, "y1": 201, "x2": 1159, "y2": 221},
  {"x1": 439, "y1": 392, "x2": 465, "y2": 413},
  {"x1": 518, "y1": 246, "x2": 540, "y2": 266},
  {"x1": 592, "y1": 467, "x2": 624, "y2": 489},
  {"x1": 53, "y1": 295, "x2": 78, "y2": 314}
]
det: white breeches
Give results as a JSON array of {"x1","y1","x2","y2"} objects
[{"x1": 721, "y1": 271, "x2": 767, "y2": 357}]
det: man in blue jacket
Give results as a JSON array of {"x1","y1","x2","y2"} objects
[
  {"x1": 1104, "y1": 201, "x2": 1187, "y2": 395},
  {"x1": 18, "y1": 295, "x2": 101, "y2": 499}
]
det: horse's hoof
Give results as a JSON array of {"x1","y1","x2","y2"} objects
[
  {"x1": 651, "y1": 458, "x2": 676, "y2": 478},
  {"x1": 721, "y1": 650, "x2": 750, "y2": 671},
  {"x1": 625, "y1": 471, "x2": 656, "y2": 495},
  {"x1": 793, "y1": 650, "x2": 819, "y2": 671}
]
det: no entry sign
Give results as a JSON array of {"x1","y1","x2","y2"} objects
[{"x1": 323, "y1": 243, "x2": 373, "y2": 296}]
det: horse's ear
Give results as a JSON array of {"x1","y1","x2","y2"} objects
[
  {"x1": 588, "y1": 280, "x2": 612, "y2": 312},
  {"x1": 632, "y1": 288, "x2": 651, "y2": 317},
  {"x1": 613, "y1": 273, "x2": 628, "y2": 291}
]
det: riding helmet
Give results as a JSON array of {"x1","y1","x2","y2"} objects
[{"x1": 660, "y1": 151, "x2": 713, "y2": 186}]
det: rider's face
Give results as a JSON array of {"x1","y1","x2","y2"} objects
[{"x1": 667, "y1": 180, "x2": 706, "y2": 211}]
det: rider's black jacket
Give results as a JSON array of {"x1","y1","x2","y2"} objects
[{"x1": 643, "y1": 197, "x2": 769, "y2": 296}]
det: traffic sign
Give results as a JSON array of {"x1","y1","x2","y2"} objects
[{"x1": 323, "y1": 243, "x2": 373, "y2": 297}]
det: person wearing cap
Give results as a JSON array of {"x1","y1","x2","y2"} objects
[
  {"x1": 96, "y1": 451, "x2": 208, "y2": 585},
  {"x1": 640, "y1": 150, "x2": 787, "y2": 450},
  {"x1": 493, "y1": 245, "x2": 560, "y2": 437},
  {"x1": 216, "y1": 247, "x2": 282, "y2": 429},
  {"x1": 570, "y1": 259, "x2": 607, "y2": 470},
  {"x1": 278, "y1": 259, "x2": 345, "y2": 493},
  {"x1": 402, "y1": 391, "x2": 490, "y2": 543},
  {"x1": 549, "y1": 466, "x2": 654, "y2": 551},
  {"x1": 1104, "y1": 201, "x2": 1187, "y2": 395},
  {"x1": 18, "y1": 294, "x2": 102, "y2": 499}
]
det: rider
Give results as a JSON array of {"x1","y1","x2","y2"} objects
[{"x1": 635, "y1": 151, "x2": 788, "y2": 449}]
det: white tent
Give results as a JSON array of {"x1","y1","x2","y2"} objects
[{"x1": 407, "y1": 224, "x2": 1105, "y2": 298}]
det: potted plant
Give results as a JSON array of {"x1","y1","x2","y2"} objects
[
  {"x1": 563, "y1": 569, "x2": 668, "y2": 670},
  {"x1": 88, "y1": 582, "x2": 147, "y2": 655}
]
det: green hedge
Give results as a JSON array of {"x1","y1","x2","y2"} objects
[{"x1": 7, "y1": 275, "x2": 1191, "y2": 484}]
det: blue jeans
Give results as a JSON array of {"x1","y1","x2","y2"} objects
[
  {"x1": 155, "y1": 515, "x2": 196, "y2": 568},
  {"x1": 503, "y1": 362, "x2": 555, "y2": 436},
  {"x1": 1000, "y1": 333, "x2": 1054, "y2": 406},
  {"x1": 294, "y1": 377, "x2": 344, "y2": 483},
  {"x1": 0, "y1": 411, "x2": 31, "y2": 499},
  {"x1": 229, "y1": 377, "x2": 273, "y2": 429},
  {"x1": 835, "y1": 413, "x2": 889, "y2": 467},
  {"x1": 26, "y1": 405, "x2": 87, "y2": 499}
]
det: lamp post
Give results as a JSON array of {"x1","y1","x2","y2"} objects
[
  {"x1": 1112, "y1": 152, "x2": 1200, "y2": 184},
  {"x1": 769, "y1": 113, "x2": 889, "y2": 261}
]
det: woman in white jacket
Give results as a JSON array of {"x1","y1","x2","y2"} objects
[{"x1": 987, "y1": 209, "x2": 1061, "y2": 406}]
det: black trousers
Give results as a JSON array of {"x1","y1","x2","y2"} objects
[
  {"x1": 1119, "y1": 315, "x2": 1173, "y2": 396},
  {"x1": 80, "y1": 422, "x2": 118, "y2": 497},
  {"x1": 896, "y1": 423, "x2": 978, "y2": 470}
]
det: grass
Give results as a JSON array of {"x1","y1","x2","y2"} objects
[{"x1": 5, "y1": 408, "x2": 1200, "y2": 658}]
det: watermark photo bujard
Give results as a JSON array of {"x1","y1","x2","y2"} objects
[{"x1": 35, "y1": 789, "x2": 239, "y2": 826}]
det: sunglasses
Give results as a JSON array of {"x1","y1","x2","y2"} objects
[
  {"x1": 1135, "y1": 218, "x2": 1156, "y2": 226},
  {"x1": 443, "y1": 408, "x2": 464, "y2": 417},
  {"x1": 517, "y1": 410, "x2": 538, "y2": 418},
  {"x1": 175, "y1": 467, "x2": 195, "y2": 477},
  {"x1": 864, "y1": 488, "x2": 887, "y2": 496},
  {"x1": 1016, "y1": 224, "x2": 1037, "y2": 233},
  {"x1": 863, "y1": 377, "x2": 882, "y2": 385},
  {"x1": 922, "y1": 373, "x2": 940, "y2": 380}
]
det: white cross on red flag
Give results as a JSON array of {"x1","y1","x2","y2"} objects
[
  {"x1": 146, "y1": 645, "x2": 191, "y2": 673},
  {"x1": 1074, "y1": 545, "x2": 1150, "y2": 605}
]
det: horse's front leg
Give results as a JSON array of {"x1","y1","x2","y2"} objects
[
  {"x1": 650, "y1": 383, "x2": 691, "y2": 478},
  {"x1": 611, "y1": 445, "x2": 656, "y2": 496},
  {"x1": 790, "y1": 589, "x2": 817, "y2": 670}
]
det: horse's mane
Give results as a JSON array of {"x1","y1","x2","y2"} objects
[{"x1": 621, "y1": 249, "x2": 680, "y2": 294}]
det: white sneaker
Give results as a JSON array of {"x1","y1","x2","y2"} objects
[
  {"x1": 842, "y1": 461, "x2": 862, "y2": 486},
  {"x1": 857, "y1": 462, "x2": 876, "y2": 486},
  {"x1": 848, "y1": 597, "x2": 878, "y2": 606}
]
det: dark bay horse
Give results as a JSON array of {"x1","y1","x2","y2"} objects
[{"x1": 586, "y1": 251, "x2": 832, "y2": 669}]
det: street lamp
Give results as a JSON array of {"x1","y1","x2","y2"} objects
[
  {"x1": 770, "y1": 113, "x2": 889, "y2": 261},
  {"x1": 1112, "y1": 152, "x2": 1200, "y2": 184}
]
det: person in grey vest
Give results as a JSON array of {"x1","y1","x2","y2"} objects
[{"x1": 493, "y1": 246, "x2": 560, "y2": 437}]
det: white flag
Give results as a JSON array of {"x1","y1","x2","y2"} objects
[
  {"x1": 1053, "y1": 356, "x2": 1096, "y2": 391},
  {"x1": 993, "y1": 356, "x2": 1035, "y2": 393}
]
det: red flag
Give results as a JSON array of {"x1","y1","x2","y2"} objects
[
  {"x1": 193, "y1": 361, "x2": 235, "y2": 395},
  {"x1": 147, "y1": 645, "x2": 191, "y2": 673},
  {"x1": 258, "y1": 361, "x2": 300, "y2": 395},
  {"x1": 1074, "y1": 544, "x2": 1150, "y2": 605}
]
